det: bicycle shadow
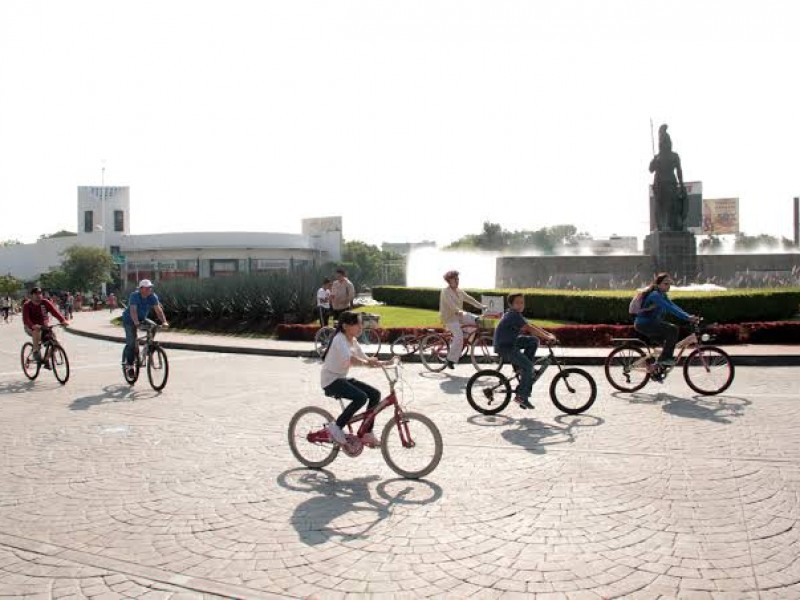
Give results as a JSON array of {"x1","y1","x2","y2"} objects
[
  {"x1": 0, "y1": 379, "x2": 58, "y2": 396},
  {"x1": 277, "y1": 468, "x2": 442, "y2": 546},
  {"x1": 614, "y1": 391, "x2": 751, "y2": 424},
  {"x1": 69, "y1": 384, "x2": 161, "y2": 410},
  {"x1": 439, "y1": 374, "x2": 472, "y2": 396},
  {"x1": 501, "y1": 414, "x2": 604, "y2": 455}
]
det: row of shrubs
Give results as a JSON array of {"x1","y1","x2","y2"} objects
[
  {"x1": 372, "y1": 286, "x2": 800, "y2": 324},
  {"x1": 276, "y1": 321, "x2": 800, "y2": 346},
  {"x1": 154, "y1": 270, "x2": 323, "y2": 326}
]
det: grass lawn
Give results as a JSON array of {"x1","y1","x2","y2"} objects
[{"x1": 353, "y1": 305, "x2": 568, "y2": 328}]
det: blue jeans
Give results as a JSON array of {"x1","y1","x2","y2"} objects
[
  {"x1": 323, "y1": 378, "x2": 381, "y2": 430},
  {"x1": 123, "y1": 320, "x2": 137, "y2": 365},
  {"x1": 498, "y1": 336, "x2": 539, "y2": 401}
]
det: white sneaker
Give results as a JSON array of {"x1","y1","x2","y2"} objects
[{"x1": 326, "y1": 422, "x2": 347, "y2": 445}]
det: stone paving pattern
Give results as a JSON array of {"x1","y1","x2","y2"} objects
[{"x1": 0, "y1": 318, "x2": 799, "y2": 599}]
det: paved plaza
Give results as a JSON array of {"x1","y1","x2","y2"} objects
[{"x1": 0, "y1": 319, "x2": 799, "y2": 599}]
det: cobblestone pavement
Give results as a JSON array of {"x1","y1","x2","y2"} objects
[{"x1": 0, "y1": 324, "x2": 798, "y2": 599}]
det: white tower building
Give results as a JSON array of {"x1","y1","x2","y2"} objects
[{"x1": 76, "y1": 186, "x2": 130, "y2": 256}]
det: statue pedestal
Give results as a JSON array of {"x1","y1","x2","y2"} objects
[{"x1": 644, "y1": 231, "x2": 697, "y2": 282}]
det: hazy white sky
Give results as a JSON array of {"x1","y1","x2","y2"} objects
[{"x1": 1, "y1": 0, "x2": 798, "y2": 247}]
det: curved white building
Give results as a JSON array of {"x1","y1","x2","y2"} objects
[{"x1": 0, "y1": 186, "x2": 342, "y2": 284}]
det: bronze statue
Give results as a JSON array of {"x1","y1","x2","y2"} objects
[{"x1": 649, "y1": 124, "x2": 687, "y2": 231}]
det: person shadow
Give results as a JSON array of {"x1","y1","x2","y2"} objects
[
  {"x1": 277, "y1": 468, "x2": 442, "y2": 546},
  {"x1": 69, "y1": 384, "x2": 161, "y2": 410},
  {"x1": 501, "y1": 414, "x2": 605, "y2": 455},
  {"x1": 615, "y1": 391, "x2": 751, "y2": 424}
]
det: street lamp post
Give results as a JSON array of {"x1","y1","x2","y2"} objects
[{"x1": 100, "y1": 166, "x2": 107, "y2": 297}]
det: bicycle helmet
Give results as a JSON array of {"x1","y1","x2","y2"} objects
[{"x1": 443, "y1": 270, "x2": 460, "y2": 282}]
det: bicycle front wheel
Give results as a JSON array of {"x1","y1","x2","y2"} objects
[
  {"x1": 359, "y1": 328, "x2": 381, "y2": 357},
  {"x1": 288, "y1": 406, "x2": 340, "y2": 469},
  {"x1": 683, "y1": 346, "x2": 734, "y2": 396},
  {"x1": 147, "y1": 346, "x2": 169, "y2": 391},
  {"x1": 550, "y1": 368, "x2": 597, "y2": 415},
  {"x1": 470, "y1": 335, "x2": 497, "y2": 369},
  {"x1": 419, "y1": 334, "x2": 449, "y2": 372},
  {"x1": 314, "y1": 327, "x2": 335, "y2": 358},
  {"x1": 50, "y1": 344, "x2": 70, "y2": 384},
  {"x1": 21, "y1": 342, "x2": 40, "y2": 380},
  {"x1": 466, "y1": 370, "x2": 512, "y2": 415},
  {"x1": 605, "y1": 345, "x2": 650, "y2": 392},
  {"x1": 390, "y1": 334, "x2": 418, "y2": 358},
  {"x1": 381, "y1": 412, "x2": 442, "y2": 479}
]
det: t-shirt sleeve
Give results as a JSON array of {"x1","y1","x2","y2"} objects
[{"x1": 351, "y1": 339, "x2": 368, "y2": 362}]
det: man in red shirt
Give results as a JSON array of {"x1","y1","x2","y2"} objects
[{"x1": 22, "y1": 287, "x2": 69, "y2": 365}]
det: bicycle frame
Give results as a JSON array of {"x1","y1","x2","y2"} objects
[
  {"x1": 134, "y1": 321, "x2": 161, "y2": 365},
  {"x1": 502, "y1": 343, "x2": 562, "y2": 385},
  {"x1": 308, "y1": 365, "x2": 416, "y2": 449},
  {"x1": 615, "y1": 323, "x2": 710, "y2": 374}
]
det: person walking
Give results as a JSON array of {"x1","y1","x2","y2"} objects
[
  {"x1": 1, "y1": 294, "x2": 12, "y2": 323},
  {"x1": 316, "y1": 278, "x2": 332, "y2": 327},
  {"x1": 330, "y1": 268, "x2": 355, "y2": 321}
]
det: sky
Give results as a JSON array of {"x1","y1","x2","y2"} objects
[{"x1": 1, "y1": 0, "x2": 798, "y2": 248}]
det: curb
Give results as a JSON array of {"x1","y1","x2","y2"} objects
[{"x1": 64, "y1": 327, "x2": 800, "y2": 366}]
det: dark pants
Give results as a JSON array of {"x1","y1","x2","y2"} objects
[
  {"x1": 497, "y1": 336, "x2": 539, "y2": 400},
  {"x1": 123, "y1": 320, "x2": 138, "y2": 365},
  {"x1": 323, "y1": 378, "x2": 381, "y2": 430},
  {"x1": 317, "y1": 306, "x2": 330, "y2": 327},
  {"x1": 635, "y1": 320, "x2": 678, "y2": 361}
]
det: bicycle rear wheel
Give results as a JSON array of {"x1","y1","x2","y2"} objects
[
  {"x1": 121, "y1": 347, "x2": 140, "y2": 384},
  {"x1": 49, "y1": 343, "x2": 70, "y2": 384},
  {"x1": 390, "y1": 334, "x2": 418, "y2": 358},
  {"x1": 419, "y1": 334, "x2": 449, "y2": 372},
  {"x1": 605, "y1": 345, "x2": 650, "y2": 392},
  {"x1": 359, "y1": 328, "x2": 381, "y2": 357},
  {"x1": 21, "y1": 342, "x2": 40, "y2": 380},
  {"x1": 466, "y1": 370, "x2": 512, "y2": 415},
  {"x1": 147, "y1": 346, "x2": 169, "y2": 391},
  {"x1": 314, "y1": 327, "x2": 335, "y2": 358},
  {"x1": 288, "y1": 406, "x2": 340, "y2": 468},
  {"x1": 683, "y1": 346, "x2": 734, "y2": 396},
  {"x1": 470, "y1": 335, "x2": 497, "y2": 369},
  {"x1": 381, "y1": 412, "x2": 442, "y2": 479},
  {"x1": 550, "y1": 368, "x2": 597, "y2": 415}
]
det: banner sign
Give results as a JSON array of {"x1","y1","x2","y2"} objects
[{"x1": 702, "y1": 198, "x2": 739, "y2": 234}]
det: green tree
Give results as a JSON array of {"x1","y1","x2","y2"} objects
[
  {"x1": 340, "y1": 241, "x2": 405, "y2": 290},
  {"x1": 39, "y1": 269, "x2": 71, "y2": 292},
  {"x1": 60, "y1": 245, "x2": 113, "y2": 292},
  {"x1": 38, "y1": 230, "x2": 77, "y2": 239},
  {"x1": 447, "y1": 222, "x2": 581, "y2": 253},
  {"x1": 0, "y1": 274, "x2": 23, "y2": 295}
]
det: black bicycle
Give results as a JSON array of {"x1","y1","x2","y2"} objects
[
  {"x1": 466, "y1": 343, "x2": 597, "y2": 415},
  {"x1": 21, "y1": 324, "x2": 70, "y2": 384},
  {"x1": 122, "y1": 319, "x2": 169, "y2": 391}
]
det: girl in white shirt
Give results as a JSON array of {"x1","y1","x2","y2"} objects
[{"x1": 321, "y1": 311, "x2": 391, "y2": 447}]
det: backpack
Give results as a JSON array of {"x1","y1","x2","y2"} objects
[{"x1": 628, "y1": 289, "x2": 653, "y2": 316}]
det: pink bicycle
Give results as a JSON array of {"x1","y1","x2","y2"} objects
[{"x1": 288, "y1": 363, "x2": 443, "y2": 479}]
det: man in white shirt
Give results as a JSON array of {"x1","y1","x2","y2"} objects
[
  {"x1": 330, "y1": 268, "x2": 355, "y2": 320},
  {"x1": 439, "y1": 270, "x2": 485, "y2": 369}
]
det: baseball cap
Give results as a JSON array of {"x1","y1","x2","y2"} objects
[{"x1": 138, "y1": 279, "x2": 154, "y2": 288}]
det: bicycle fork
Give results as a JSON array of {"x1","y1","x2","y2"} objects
[{"x1": 392, "y1": 405, "x2": 415, "y2": 449}]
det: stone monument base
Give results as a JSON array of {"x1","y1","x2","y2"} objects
[{"x1": 644, "y1": 231, "x2": 697, "y2": 282}]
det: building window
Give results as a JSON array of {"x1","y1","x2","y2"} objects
[
  {"x1": 114, "y1": 210, "x2": 124, "y2": 232},
  {"x1": 84, "y1": 211, "x2": 94, "y2": 233},
  {"x1": 110, "y1": 245, "x2": 120, "y2": 256},
  {"x1": 252, "y1": 259, "x2": 289, "y2": 272}
]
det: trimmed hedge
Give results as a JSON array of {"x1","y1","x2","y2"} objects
[
  {"x1": 275, "y1": 321, "x2": 799, "y2": 346},
  {"x1": 372, "y1": 286, "x2": 800, "y2": 324}
]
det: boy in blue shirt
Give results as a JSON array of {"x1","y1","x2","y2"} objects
[
  {"x1": 493, "y1": 293, "x2": 557, "y2": 409},
  {"x1": 122, "y1": 279, "x2": 169, "y2": 376}
]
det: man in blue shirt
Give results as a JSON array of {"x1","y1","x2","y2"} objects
[
  {"x1": 494, "y1": 293, "x2": 557, "y2": 410},
  {"x1": 122, "y1": 279, "x2": 169, "y2": 376}
]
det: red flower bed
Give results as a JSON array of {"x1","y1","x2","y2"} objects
[{"x1": 275, "y1": 322, "x2": 798, "y2": 345}]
